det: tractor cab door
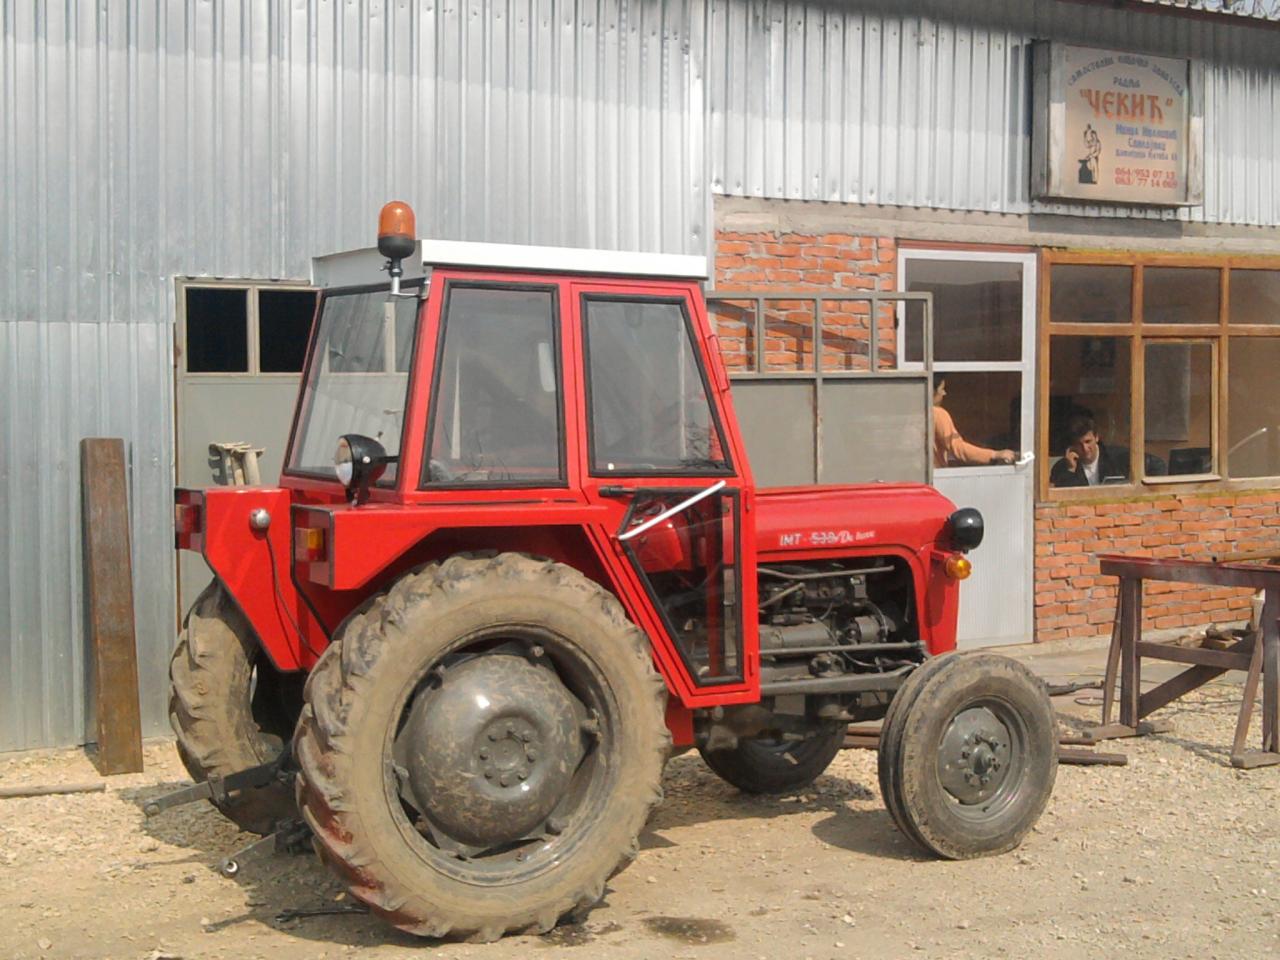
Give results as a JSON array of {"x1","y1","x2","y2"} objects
[{"x1": 570, "y1": 284, "x2": 758, "y2": 705}]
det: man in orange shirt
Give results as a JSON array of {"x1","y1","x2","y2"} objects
[{"x1": 933, "y1": 379, "x2": 1016, "y2": 468}]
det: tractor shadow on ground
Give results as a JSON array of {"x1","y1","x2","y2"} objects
[
  {"x1": 118, "y1": 781, "x2": 426, "y2": 949},
  {"x1": 114, "y1": 754, "x2": 921, "y2": 949},
  {"x1": 644, "y1": 754, "x2": 927, "y2": 863}
]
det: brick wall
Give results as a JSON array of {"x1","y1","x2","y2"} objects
[
  {"x1": 713, "y1": 231, "x2": 898, "y2": 372},
  {"x1": 715, "y1": 231, "x2": 897, "y2": 290},
  {"x1": 714, "y1": 226, "x2": 1277, "y2": 646},
  {"x1": 1034, "y1": 492, "x2": 1280, "y2": 642}
]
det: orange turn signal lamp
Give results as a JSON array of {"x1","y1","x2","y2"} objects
[
  {"x1": 943, "y1": 554, "x2": 973, "y2": 581},
  {"x1": 294, "y1": 526, "x2": 328, "y2": 563}
]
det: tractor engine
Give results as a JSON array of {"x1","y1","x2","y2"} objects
[
  {"x1": 758, "y1": 559, "x2": 919, "y2": 679},
  {"x1": 699, "y1": 559, "x2": 921, "y2": 748}
]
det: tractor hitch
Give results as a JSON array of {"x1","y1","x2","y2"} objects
[
  {"x1": 142, "y1": 757, "x2": 285, "y2": 818},
  {"x1": 220, "y1": 818, "x2": 312, "y2": 878}
]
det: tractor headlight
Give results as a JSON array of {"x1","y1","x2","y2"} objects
[
  {"x1": 334, "y1": 438, "x2": 355, "y2": 487},
  {"x1": 947, "y1": 507, "x2": 985, "y2": 553},
  {"x1": 333, "y1": 434, "x2": 393, "y2": 504}
]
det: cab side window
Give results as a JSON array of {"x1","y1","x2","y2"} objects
[
  {"x1": 582, "y1": 297, "x2": 730, "y2": 476},
  {"x1": 424, "y1": 285, "x2": 563, "y2": 486}
]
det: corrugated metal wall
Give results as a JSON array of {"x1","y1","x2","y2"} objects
[
  {"x1": 2, "y1": 0, "x2": 1278, "y2": 751},
  {"x1": 709, "y1": 0, "x2": 1280, "y2": 224},
  {"x1": 0, "y1": 0, "x2": 707, "y2": 751}
]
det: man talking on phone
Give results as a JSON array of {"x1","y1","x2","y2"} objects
[{"x1": 1050, "y1": 413, "x2": 1129, "y2": 487}]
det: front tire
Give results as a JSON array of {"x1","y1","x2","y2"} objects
[
  {"x1": 293, "y1": 554, "x2": 669, "y2": 941},
  {"x1": 699, "y1": 725, "x2": 846, "y2": 794},
  {"x1": 878, "y1": 653, "x2": 1057, "y2": 860},
  {"x1": 168, "y1": 582, "x2": 301, "y2": 834}
]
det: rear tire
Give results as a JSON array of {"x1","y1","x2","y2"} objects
[
  {"x1": 168, "y1": 582, "x2": 301, "y2": 835},
  {"x1": 878, "y1": 653, "x2": 1057, "y2": 860},
  {"x1": 699, "y1": 725, "x2": 846, "y2": 794},
  {"x1": 293, "y1": 553, "x2": 669, "y2": 941}
]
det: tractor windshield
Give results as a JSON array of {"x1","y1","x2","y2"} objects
[{"x1": 287, "y1": 289, "x2": 421, "y2": 482}]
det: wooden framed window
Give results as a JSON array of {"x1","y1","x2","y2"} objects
[{"x1": 1039, "y1": 252, "x2": 1280, "y2": 499}]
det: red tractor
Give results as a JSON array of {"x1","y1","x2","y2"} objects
[{"x1": 166, "y1": 202, "x2": 1056, "y2": 941}]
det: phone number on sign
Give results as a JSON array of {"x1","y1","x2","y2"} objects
[{"x1": 1114, "y1": 167, "x2": 1178, "y2": 190}]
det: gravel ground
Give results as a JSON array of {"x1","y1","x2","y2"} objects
[{"x1": 2, "y1": 683, "x2": 1279, "y2": 960}]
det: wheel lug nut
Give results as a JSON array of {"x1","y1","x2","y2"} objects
[
  {"x1": 484, "y1": 771, "x2": 494, "y2": 780},
  {"x1": 479, "y1": 749, "x2": 489, "y2": 760},
  {"x1": 488, "y1": 731, "x2": 499, "y2": 741},
  {"x1": 500, "y1": 772, "x2": 513, "y2": 787},
  {"x1": 517, "y1": 771, "x2": 527, "y2": 781},
  {"x1": 526, "y1": 748, "x2": 538, "y2": 761}
]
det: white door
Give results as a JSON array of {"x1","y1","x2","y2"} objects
[{"x1": 900, "y1": 250, "x2": 1037, "y2": 648}]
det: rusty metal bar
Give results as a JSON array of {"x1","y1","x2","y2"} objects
[
  {"x1": 1263, "y1": 589, "x2": 1279, "y2": 752},
  {"x1": 1120, "y1": 578, "x2": 1142, "y2": 729},
  {"x1": 1232, "y1": 635, "x2": 1265, "y2": 761},
  {"x1": 1099, "y1": 554, "x2": 1280, "y2": 591},
  {"x1": 1101, "y1": 593, "x2": 1123, "y2": 726},
  {"x1": 1133, "y1": 641, "x2": 1253, "y2": 672},
  {"x1": 80, "y1": 438, "x2": 144, "y2": 775},
  {"x1": 1141, "y1": 664, "x2": 1231, "y2": 718}
]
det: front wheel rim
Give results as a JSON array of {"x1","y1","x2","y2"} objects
[{"x1": 935, "y1": 697, "x2": 1029, "y2": 824}]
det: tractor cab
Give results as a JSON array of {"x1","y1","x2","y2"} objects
[{"x1": 272, "y1": 211, "x2": 760, "y2": 705}]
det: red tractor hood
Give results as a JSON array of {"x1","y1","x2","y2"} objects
[{"x1": 754, "y1": 483, "x2": 958, "y2": 559}]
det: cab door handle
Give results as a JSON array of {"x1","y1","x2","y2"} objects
[{"x1": 617, "y1": 480, "x2": 728, "y2": 542}]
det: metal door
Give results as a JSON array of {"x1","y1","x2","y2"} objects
[
  {"x1": 175, "y1": 281, "x2": 317, "y2": 615},
  {"x1": 899, "y1": 250, "x2": 1038, "y2": 648},
  {"x1": 572, "y1": 284, "x2": 759, "y2": 703}
]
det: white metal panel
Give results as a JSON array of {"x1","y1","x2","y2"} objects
[
  {"x1": 935, "y1": 468, "x2": 1037, "y2": 647},
  {"x1": 418, "y1": 240, "x2": 708, "y2": 278},
  {"x1": 0, "y1": 0, "x2": 709, "y2": 751}
]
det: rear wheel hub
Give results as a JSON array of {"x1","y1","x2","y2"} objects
[{"x1": 399, "y1": 652, "x2": 587, "y2": 849}]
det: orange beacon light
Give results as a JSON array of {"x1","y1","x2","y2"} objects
[{"x1": 377, "y1": 201, "x2": 416, "y2": 294}]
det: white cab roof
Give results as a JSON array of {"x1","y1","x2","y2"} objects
[
  {"x1": 313, "y1": 240, "x2": 706, "y2": 288},
  {"x1": 418, "y1": 239, "x2": 706, "y2": 279}
]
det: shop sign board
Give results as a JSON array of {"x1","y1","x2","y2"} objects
[{"x1": 1032, "y1": 42, "x2": 1204, "y2": 206}]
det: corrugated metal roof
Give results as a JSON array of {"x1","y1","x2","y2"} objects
[{"x1": 1135, "y1": 0, "x2": 1280, "y2": 22}]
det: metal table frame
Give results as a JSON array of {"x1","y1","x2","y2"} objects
[{"x1": 1088, "y1": 554, "x2": 1280, "y2": 769}]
